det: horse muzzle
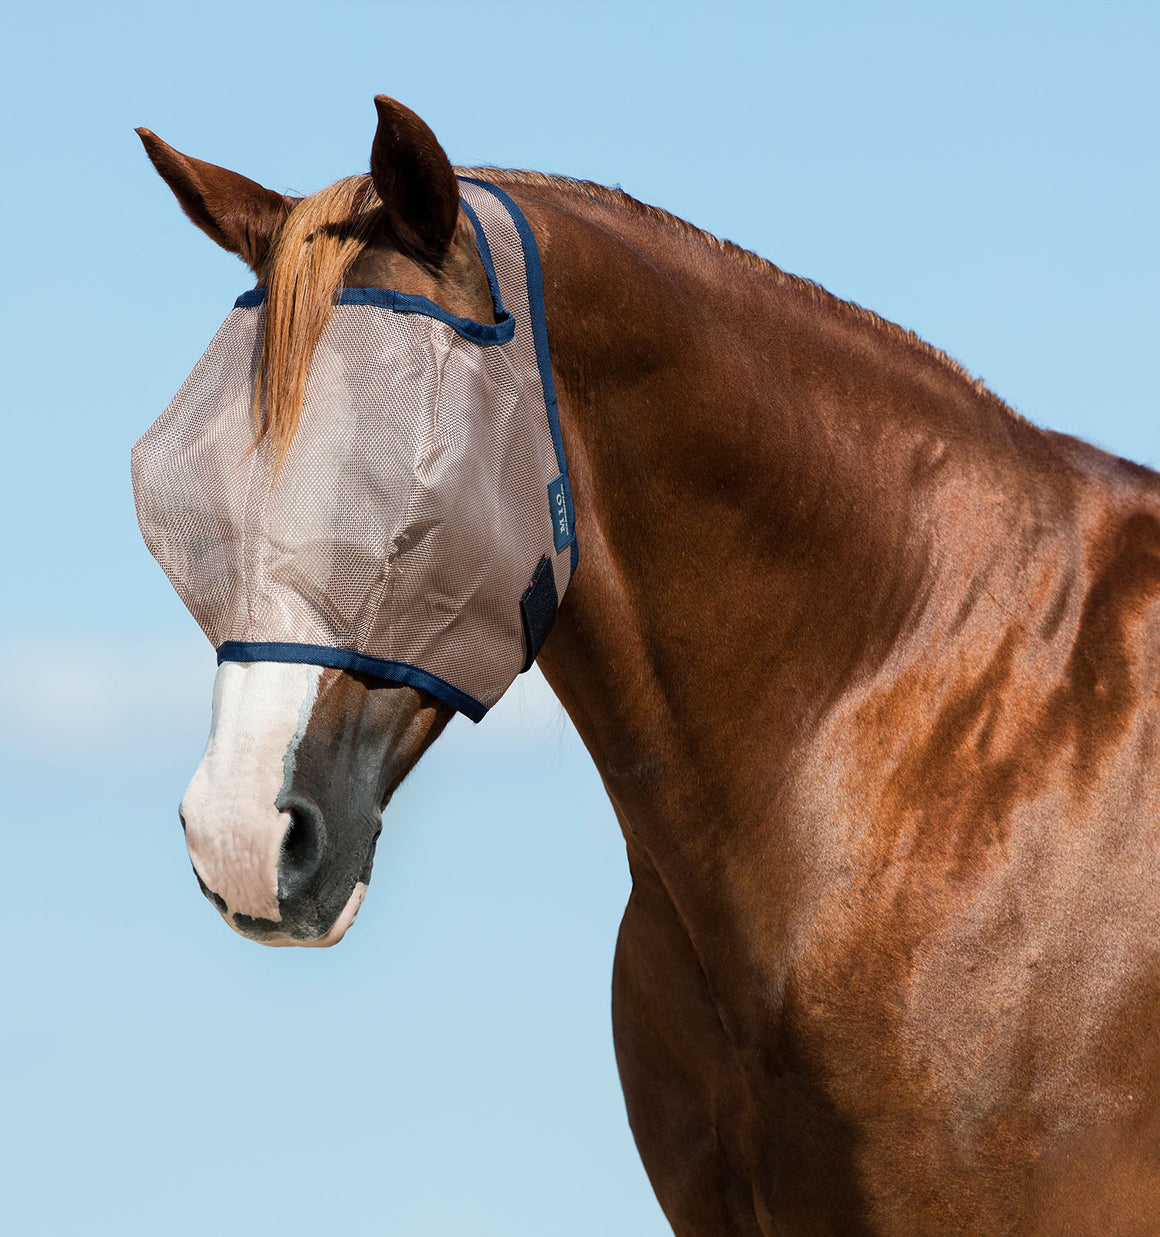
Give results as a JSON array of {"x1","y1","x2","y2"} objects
[{"x1": 179, "y1": 661, "x2": 451, "y2": 946}]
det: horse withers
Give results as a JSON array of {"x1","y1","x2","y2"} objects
[{"x1": 135, "y1": 97, "x2": 1160, "y2": 1234}]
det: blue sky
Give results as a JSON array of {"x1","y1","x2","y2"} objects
[{"x1": 1, "y1": 2, "x2": 1157, "y2": 1233}]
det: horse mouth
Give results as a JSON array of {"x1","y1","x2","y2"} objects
[{"x1": 227, "y1": 881, "x2": 369, "y2": 948}]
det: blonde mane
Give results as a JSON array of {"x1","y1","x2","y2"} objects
[{"x1": 255, "y1": 173, "x2": 380, "y2": 468}]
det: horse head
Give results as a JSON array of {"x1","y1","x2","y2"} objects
[{"x1": 135, "y1": 98, "x2": 564, "y2": 946}]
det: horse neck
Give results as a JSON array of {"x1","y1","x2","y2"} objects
[{"x1": 515, "y1": 180, "x2": 1081, "y2": 898}]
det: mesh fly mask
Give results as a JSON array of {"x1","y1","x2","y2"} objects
[{"x1": 132, "y1": 178, "x2": 576, "y2": 721}]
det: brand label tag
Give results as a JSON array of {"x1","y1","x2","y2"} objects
[{"x1": 548, "y1": 474, "x2": 573, "y2": 553}]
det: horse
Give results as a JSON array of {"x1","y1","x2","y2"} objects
[{"x1": 134, "y1": 96, "x2": 1160, "y2": 1234}]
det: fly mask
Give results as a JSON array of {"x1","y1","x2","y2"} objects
[{"x1": 132, "y1": 178, "x2": 577, "y2": 721}]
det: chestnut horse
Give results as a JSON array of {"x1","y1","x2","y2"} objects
[{"x1": 137, "y1": 98, "x2": 1160, "y2": 1234}]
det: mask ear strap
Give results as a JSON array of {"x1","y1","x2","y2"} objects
[{"x1": 519, "y1": 556, "x2": 559, "y2": 673}]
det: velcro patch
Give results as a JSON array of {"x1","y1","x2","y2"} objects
[{"x1": 520, "y1": 555, "x2": 559, "y2": 672}]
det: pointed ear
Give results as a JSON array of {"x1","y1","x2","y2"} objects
[
  {"x1": 135, "y1": 128, "x2": 292, "y2": 271},
  {"x1": 369, "y1": 96, "x2": 460, "y2": 267}
]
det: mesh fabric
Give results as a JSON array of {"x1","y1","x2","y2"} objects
[{"x1": 132, "y1": 179, "x2": 575, "y2": 721}]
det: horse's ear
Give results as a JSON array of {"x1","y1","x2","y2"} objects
[
  {"x1": 369, "y1": 96, "x2": 460, "y2": 267},
  {"x1": 135, "y1": 128, "x2": 292, "y2": 271}
]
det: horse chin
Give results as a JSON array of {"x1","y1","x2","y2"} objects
[{"x1": 225, "y1": 880, "x2": 370, "y2": 948}]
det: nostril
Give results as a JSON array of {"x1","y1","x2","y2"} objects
[
  {"x1": 278, "y1": 799, "x2": 325, "y2": 902},
  {"x1": 282, "y1": 811, "x2": 319, "y2": 869}
]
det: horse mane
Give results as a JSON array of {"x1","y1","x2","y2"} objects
[
  {"x1": 464, "y1": 167, "x2": 1019, "y2": 420},
  {"x1": 256, "y1": 167, "x2": 1019, "y2": 467}
]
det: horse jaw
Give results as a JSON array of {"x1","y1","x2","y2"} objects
[{"x1": 180, "y1": 661, "x2": 342, "y2": 941}]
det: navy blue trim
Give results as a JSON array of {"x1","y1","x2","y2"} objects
[
  {"x1": 457, "y1": 176, "x2": 579, "y2": 575},
  {"x1": 231, "y1": 202, "x2": 514, "y2": 346},
  {"x1": 233, "y1": 287, "x2": 513, "y2": 346},
  {"x1": 216, "y1": 641, "x2": 488, "y2": 723}
]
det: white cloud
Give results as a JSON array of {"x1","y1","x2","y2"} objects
[
  {"x1": 0, "y1": 630, "x2": 216, "y2": 762},
  {"x1": 0, "y1": 630, "x2": 584, "y2": 765}
]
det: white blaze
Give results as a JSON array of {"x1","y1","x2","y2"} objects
[{"x1": 180, "y1": 661, "x2": 322, "y2": 923}]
